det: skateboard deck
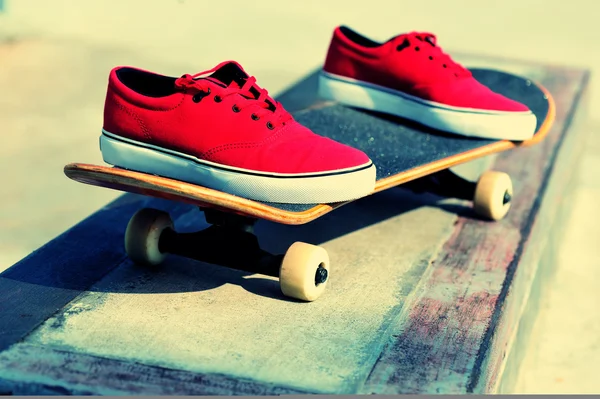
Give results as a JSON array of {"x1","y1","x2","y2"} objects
[{"x1": 64, "y1": 68, "x2": 555, "y2": 225}]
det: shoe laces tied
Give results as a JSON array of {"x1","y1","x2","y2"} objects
[
  {"x1": 176, "y1": 61, "x2": 293, "y2": 129},
  {"x1": 397, "y1": 32, "x2": 472, "y2": 78}
]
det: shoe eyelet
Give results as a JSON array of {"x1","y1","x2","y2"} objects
[
  {"x1": 266, "y1": 121, "x2": 274, "y2": 130},
  {"x1": 396, "y1": 38, "x2": 410, "y2": 52},
  {"x1": 192, "y1": 88, "x2": 210, "y2": 103},
  {"x1": 429, "y1": 56, "x2": 433, "y2": 60},
  {"x1": 415, "y1": 46, "x2": 420, "y2": 51},
  {"x1": 214, "y1": 95, "x2": 222, "y2": 103},
  {"x1": 251, "y1": 113, "x2": 260, "y2": 121},
  {"x1": 443, "y1": 64, "x2": 447, "y2": 68},
  {"x1": 232, "y1": 105, "x2": 240, "y2": 113}
]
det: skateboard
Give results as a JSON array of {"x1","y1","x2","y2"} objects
[{"x1": 64, "y1": 68, "x2": 555, "y2": 302}]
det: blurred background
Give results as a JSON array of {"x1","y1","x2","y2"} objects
[{"x1": 1, "y1": 0, "x2": 599, "y2": 393}]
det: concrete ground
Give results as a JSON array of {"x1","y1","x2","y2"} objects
[{"x1": 1, "y1": 0, "x2": 599, "y2": 393}]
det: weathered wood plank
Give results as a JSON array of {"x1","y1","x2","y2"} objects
[
  {"x1": 468, "y1": 68, "x2": 591, "y2": 393},
  {"x1": 494, "y1": 70, "x2": 592, "y2": 393},
  {"x1": 0, "y1": 344, "x2": 307, "y2": 395},
  {"x1": 360, "y1": 68, "x2": 589, "y2": 394}
]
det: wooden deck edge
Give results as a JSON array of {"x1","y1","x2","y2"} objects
[
  {"x1": 359, "y1": 67, "x2": 589, "y2": 394},
  {"x1": 489, "y1": 70, "x2": 592, "y2": 394}
]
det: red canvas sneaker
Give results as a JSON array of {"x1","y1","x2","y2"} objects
[
  {"x1": 100, "y1": 61, "x2": 376, "y2": 204},
  {"x1": 319, "y1": 26, "x2": 536, "y2": 141}
]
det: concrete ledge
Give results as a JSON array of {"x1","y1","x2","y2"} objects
[{"x1": 0, "y1": 54, "x2": 590, "y2": 395}]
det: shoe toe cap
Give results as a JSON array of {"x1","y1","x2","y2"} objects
[{"x1": 261, "y1": 123, "x2": 373, "y2": 175}]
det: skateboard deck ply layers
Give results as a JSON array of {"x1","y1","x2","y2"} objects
[{"x1": 64, "y1": 68, "x2": 555, "y2": 225}]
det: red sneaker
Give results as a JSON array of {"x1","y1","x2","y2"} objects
[
  {"x1": 319, "y1": 26, "x2": 536, "y2": 141},
  {"x1": 100, "y1": 61, "x2": 376, "y2": 204}
]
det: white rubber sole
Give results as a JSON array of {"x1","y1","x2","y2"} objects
[
  {"x1": 318, "y1": 71, "x2": 537, "y2": 141},
  {"x1": 99, "y1": 130, "x2": 376, "y2": 204}
]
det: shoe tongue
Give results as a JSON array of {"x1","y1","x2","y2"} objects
[
  {"x1": 192, "y1": 61, "x2": 276, "y2": 110},
  {"x1": 207, "y1": 62, "x2": 266, "y2": 102},
  {"x1": 227, "y1": 80, "x2": 242, "y2": 89},
  {"x1": 204, "y1": 62, "x2": 249, "y2": 88}
]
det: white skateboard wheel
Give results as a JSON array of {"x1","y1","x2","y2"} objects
[
  {"x1": 124, "y1": 208, "x2": 174, "y2": 266},
  {"x1": 473, "y1": 171, "x2": 513, "y2": 221},
  {"x1": 279, "y1": 242, "x2": 330, "y2": 301}
]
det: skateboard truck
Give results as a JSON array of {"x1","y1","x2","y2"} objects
[
  {"x1": 123, "y1": 207, "x2": 330, "y2": 302},
  {"x1": 120, "y1": 168, "x2": 510, "y2": 304}
]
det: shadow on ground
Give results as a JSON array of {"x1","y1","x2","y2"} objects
[{"x1": 2, "y1": 184, "x2": 480, "y2": 301}]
